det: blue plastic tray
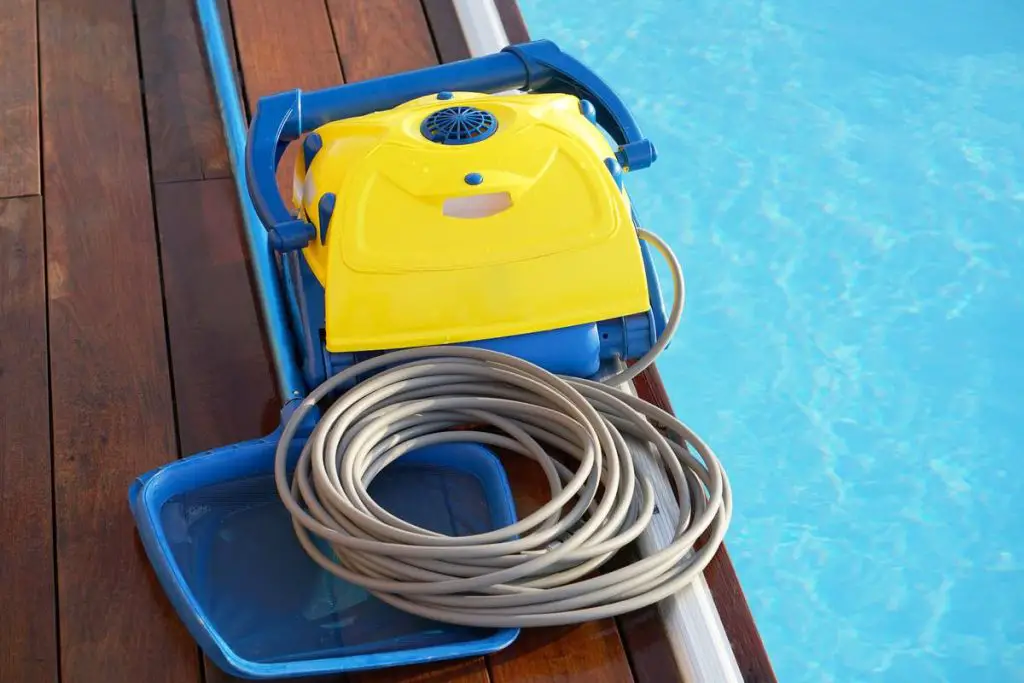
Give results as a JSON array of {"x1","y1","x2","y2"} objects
[{"x1": 130, "y1": 435, "x2": 519, "y2": 679}]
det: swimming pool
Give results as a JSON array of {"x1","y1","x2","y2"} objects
[{"x1": 518, "y1": 1, "x2": 1024, "y2": 681}]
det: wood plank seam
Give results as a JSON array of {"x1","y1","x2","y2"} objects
[
  {"x1": 0, "y1": 196, "x2": 59, "y2": 683},
  {"x1": 222, "y1": 0, "x2": 254, "y2": 121},
  {"x1": 33, "y1": 3, "x2": 60, "y2": 679},
  {"x1": 321, "y1": 0, "x2": 351, "y2": 83},
  {"x1": 419, "y1": 0, "x2": 470, "y2": 63},
  {"x1": 41, "y1": 77, "x2": 61, "y2": 676},
  {"x1": 130, "y1": 0, "x2": 187, "y2": 461},
  {"x1": 416, "y1": 0, "x2": 453, "y2": 65}
]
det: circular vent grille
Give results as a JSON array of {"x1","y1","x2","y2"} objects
[{"x1": 420, "y1": 106, "x2": 498, "y2": 145}]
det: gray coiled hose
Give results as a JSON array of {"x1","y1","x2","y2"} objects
[{"x1": 273, "y1": 229, "x2": 732, "y2": 628}]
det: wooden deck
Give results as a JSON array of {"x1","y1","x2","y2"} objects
[{"x1": 0, "y1": 1, "x2": 776, "y2": 681}]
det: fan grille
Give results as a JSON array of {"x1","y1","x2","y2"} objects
[{"x1": 420, "y1": 106, "x2": 498, "y2": 145}]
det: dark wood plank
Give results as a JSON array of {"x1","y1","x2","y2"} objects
[
  {"x1": 420, "y1": 0, "x2": 470, "y2": 63},
  {"x1": 494, "y1": 0, "x2": 529, "y2": 45},
  {"x1": 230, "y1": 0, "x2": 343, "y2": 205},
  {"x1": 136, "y1": 0, "x2": 238, "y2": 183},
  {"x1": 38, "y1": 1, "x2": 198, "y2": 681},
  {"x1": 0, "y1": 0, "x2": 40, "y2": 197},
  {"x1": 154, "y1": 179, "x2": 279, "y2": 454},
  {"x1": 614, "y1": 601, "x2": 685, "y2": 683},
  {"x1": 633, "y1": 368, "x2": 777, "y2": 683},
  {"x1": 0, "y1": 196, "x2": 57, "y2": 683},
  {"x1": 231, "y1": 0, "x2": 344, "y2": 105},
  {"x1": 327, "y1": 0, "x2": 438, "y2": 82}
]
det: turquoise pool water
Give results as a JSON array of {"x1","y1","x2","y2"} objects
[{"x1": 518, "y1": 1, "x2": 1024, "y2": 681}]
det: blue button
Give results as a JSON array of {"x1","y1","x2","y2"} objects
[
  {"x1": 464, "y1": 172, "x2": 484, "y2": 185},
  {"x1": 437, "y1": 91, "x2": 454, "y2": 100},
  {"x1": 579, "y1": 99, "x2": 597, "y2": 123}
]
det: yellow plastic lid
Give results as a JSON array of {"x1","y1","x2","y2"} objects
[{"x1": 293, "y1": 92, "x2": 650, "y2": 353}]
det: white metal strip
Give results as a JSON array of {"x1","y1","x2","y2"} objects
[
  {"x1": 452, "y1": 0, "x2": 510, "y2": 58},
  {"x1": 449, "y1": 4, "x2": 745, "y2": 681}
]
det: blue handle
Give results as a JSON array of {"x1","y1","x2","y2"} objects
[
  {"x1": 245, "y1": 39, "x2": 657, "y2": 250},
  {"x1": 196, "y1": 0, "x2": 307, "y2": 402}
]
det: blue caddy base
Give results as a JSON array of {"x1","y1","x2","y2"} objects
[{"x1": 130, "y1": 432, "x2": 519, "y2": 679}]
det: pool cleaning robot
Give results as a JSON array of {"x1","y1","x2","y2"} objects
[{"x1": 248, "y1": 44, "x2": 670, "y2": 389}]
